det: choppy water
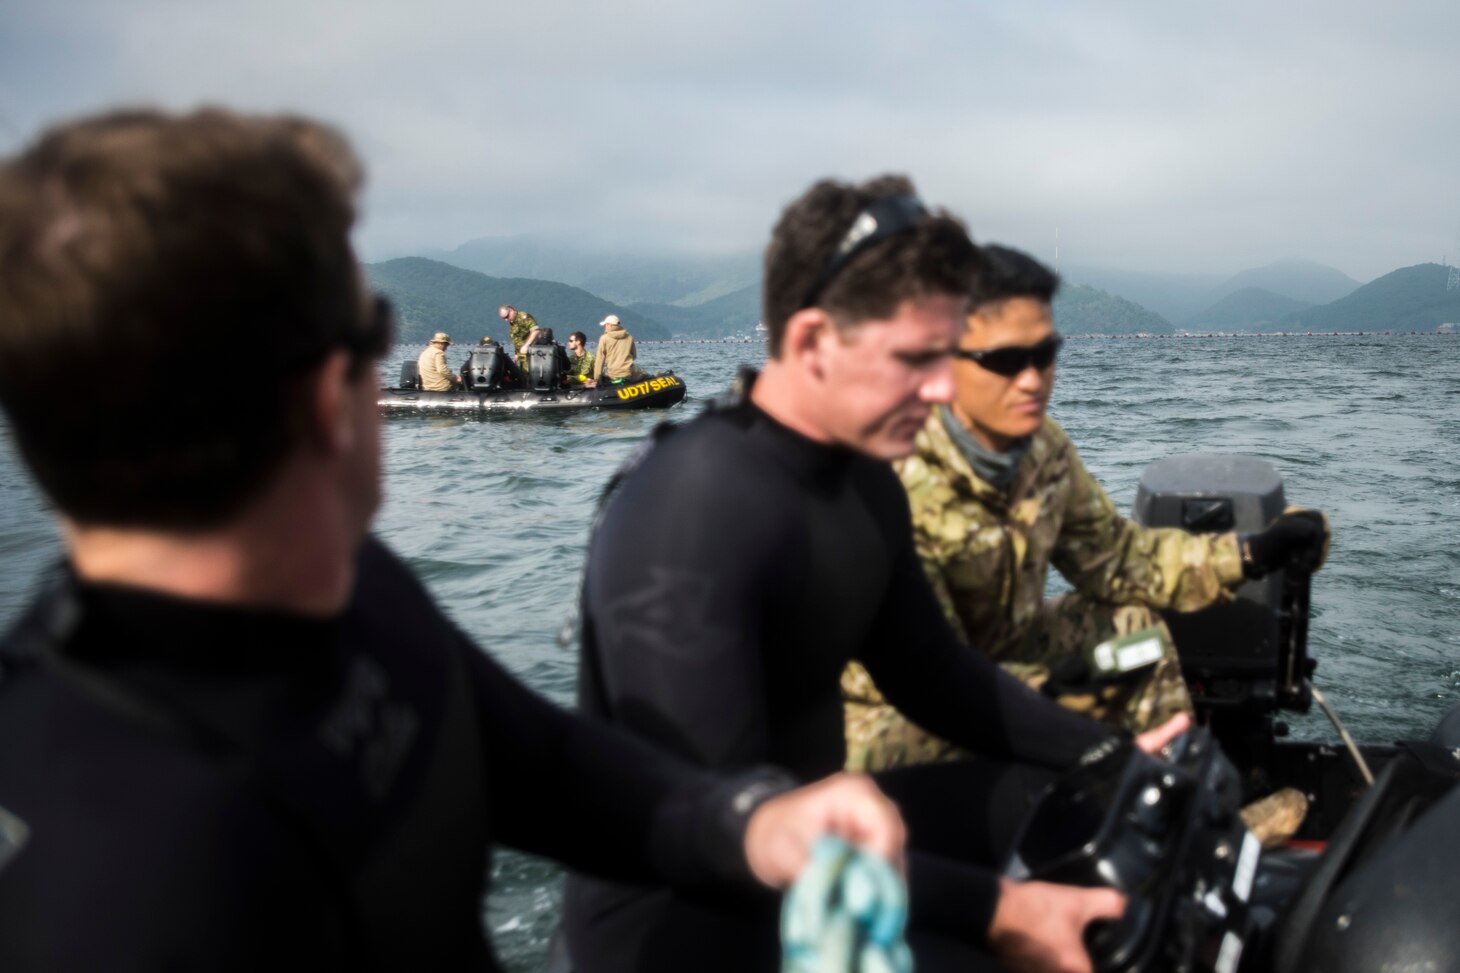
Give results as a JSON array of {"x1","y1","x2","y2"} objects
[{"x1": 1, "y1": 333, "x2": 1457, "y2": 970}]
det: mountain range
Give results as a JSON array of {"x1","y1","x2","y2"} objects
[
  {"x1": 366, "y1": 257, "x2": 673, "y2": 346},
  {"x1": 373, "y1": 235, "x2": 1459, "y2": 340}
]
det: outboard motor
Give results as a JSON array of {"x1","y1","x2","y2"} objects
[
  {"x1": 1132, "y1": 456, "x2": 1314, "y2": 769},
  {"x1": 398, "y1": 359, "x2": 422, "y2": 390},
  {"x1": 466, "y1": 341, "x2": 507, "y2": 390},
  {"x1": 525, "y1": 330, "x2": 566, "y2": 391}
]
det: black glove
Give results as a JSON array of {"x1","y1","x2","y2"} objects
[{"x1": 1241, "y1": 507, "x2": 1330, "y2": 579}]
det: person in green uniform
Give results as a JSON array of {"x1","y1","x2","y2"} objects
[
  {"x1": 843, "y1": 245, "x2": 1331, "y2": 774},
  {"x1": 565, "y1": 330, "x2": 595, "y2": 386},
  {"x1": 499, "y1": 304, "x2": 540, "y2": 361}
]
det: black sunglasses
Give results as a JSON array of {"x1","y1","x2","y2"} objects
[
  {"x1": 350, "y1": 294, "x2": 395, "y2": 360},
  {"x1": 281, "y1": 293, "x2": 395, "y2": 373},
  {"x1": 951, "y1": 334, "x2": 1063, "y2": 377},
  {"x1": 800, "y1": 195, "x2": 929, "y2": 309}
]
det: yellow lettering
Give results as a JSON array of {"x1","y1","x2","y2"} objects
[{"x1": 614, "y1": 379, "x2": 678, "y2": 400}]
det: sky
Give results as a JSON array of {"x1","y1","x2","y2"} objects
[{"x1": 3, "y1": 0, "x2": 1458, "y2": 283}]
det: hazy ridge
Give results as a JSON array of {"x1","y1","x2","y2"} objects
[{"x1": 382, "y1": 236, "x2": 1459, "y2": 338}]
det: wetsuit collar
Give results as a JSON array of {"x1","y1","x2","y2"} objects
[
  {"x1": 61, "y1": 560, "x2": 345, "y2": 675},
  {"x1": 725, "y1": 369, "x2": 856, "y2": 486}
]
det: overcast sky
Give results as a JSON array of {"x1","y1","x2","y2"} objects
[{"x1": 3, "y1": 0, "x2": 1457, "y2": 282}]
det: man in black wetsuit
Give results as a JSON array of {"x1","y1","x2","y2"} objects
[
  {"x1": 0, "y1": 108, "x2": 905, "y2": 970},
  {"x1": 568, "y1": 177, "x2": 1188, "y2": 973}
]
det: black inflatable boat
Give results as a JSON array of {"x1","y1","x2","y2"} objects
[{"x1": 380, "y1": 340, "x2": 688, "y2": 413}]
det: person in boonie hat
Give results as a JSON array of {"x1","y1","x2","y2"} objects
[{"x1": 418, "y1": 331, "x2": 460, "y2": 390}]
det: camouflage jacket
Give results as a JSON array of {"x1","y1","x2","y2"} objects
[
  {"x1": 566, "y1": 350, "x2": 594, "y2": 381},
  {"x1": 508, "y1": 310, "x2": 538, "y2": 352},
  {"x1": 897, "y1": 412, "x2": 1245, "y2": 662}
]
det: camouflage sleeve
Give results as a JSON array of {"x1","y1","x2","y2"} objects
[
  {"x1": 510, "y1": 312, "x2": 538, "y2": 350},
  {"x1": 578, "y1": 351, "x2": 595, "y2": 378},
  {"x1": 1050, "y1": 436, "x2": 1246, "y2": 612},
  {"x1": 896, "y1": 455, "x2": 971, "y2": 643},
  {"x1": 912, "y1": 522, "x2": 970, "y2": 643}
]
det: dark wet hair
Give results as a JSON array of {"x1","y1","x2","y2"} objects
[
  {"x1": 761, "y1": 174, "x2": 980, "y2": 357},
  {"x1": 0, "y1": 107, "x2": 368, "y2": 529},
  {"x1": 568, "y1": 331, "x2": 587, "y2": 345},
  {"x1": 970, "y1": 245, "x2": 1060, "y2": 309}
]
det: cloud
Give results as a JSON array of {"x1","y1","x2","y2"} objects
[{"x1": 2, "y1": 0, "x2": 1457, "y2": 279}]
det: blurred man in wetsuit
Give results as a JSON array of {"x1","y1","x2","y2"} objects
[
  {"x1": 0, "y1": 107, "x2": 906, "y2": 971},
  {"x1": 568, "y1": 176, "x2": 1188, "y2": 973},
  {"x1": 840, "y1": 246, "x2": 1328, "y2": 786}
]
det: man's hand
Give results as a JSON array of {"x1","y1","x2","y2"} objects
[
  {"x1": 1133, "y1": 711, "x2": 1190, "y2": 755},
  {"x1": 1241, "y1": 507, "x2": 1331, "y2": 578},
  {"x1": 988, "y1": 877, "x2": 1125, "y2": 973},
  {"x1": 742, "y1": 772, "x2": 905, "y2": 889}
]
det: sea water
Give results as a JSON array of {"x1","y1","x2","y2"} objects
[{"x1": 1, "y1": 333, "x2": 1457, "y2": 970}]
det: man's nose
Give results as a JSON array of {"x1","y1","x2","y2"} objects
[
  {"x1": 920, "y1": 357, "x2": 956, "y2": 404},
  {"x1": 1013, "y1": 362, "x2": 1047, "y2": 391}
]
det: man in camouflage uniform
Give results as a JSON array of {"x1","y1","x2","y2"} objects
[
  {"x1": 844, "y1": 246, "x2": 1330, "y2": 772},
  {"x1": 499, "y1": 303, "x2": 540, "y2": 363},
  {"x1": 565, "y1": 330, "x2": 595, "y2": 385}
]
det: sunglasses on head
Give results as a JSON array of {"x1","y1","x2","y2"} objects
[
  {"x1": 800, "y1": 194, "x2": 929, "y2": 310},
  {"x1": 951, "y1": 334, "x2": 1063, "y2": 377}
]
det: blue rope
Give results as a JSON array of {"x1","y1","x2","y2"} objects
[{"x1": 781, "y1": 837, "x2": 914, "y2": 973}]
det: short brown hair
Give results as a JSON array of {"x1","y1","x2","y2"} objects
[
  {"x1": 761, "y1": 174, "x2": 979, "y2": 356},
  {"x1": 0, "y1": 107, "x2": 367, "y2": 529}
]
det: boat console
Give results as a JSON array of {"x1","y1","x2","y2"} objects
[{"x1": 1026, "y1": 454, "x2": 1460, "y2": 971}]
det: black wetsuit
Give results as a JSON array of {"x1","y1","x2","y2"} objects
[
  {"x1": 0, "y1": 538, "x2": 785, "y2": 971},
  {"x1": 565, "y1": 386, "x2": 1111, "y2": 971}
]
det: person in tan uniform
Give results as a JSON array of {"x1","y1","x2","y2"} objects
[
  {"x1": 589, "y1": 314, "x2": 643, "y2": 385},
  {"x1": 843, "y1": 245, "x2": 1330, "y2": 777},
  {"x1": 416, "y1": 331, "x2": 461, "y2": 391}
]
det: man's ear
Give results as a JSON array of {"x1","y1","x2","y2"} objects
[
  {"x1": 781, "y1": 307, "x2": 837, "y2": 383},
  {"x1": 305, "y1": 350, "x2": 356, "y2": 455}
]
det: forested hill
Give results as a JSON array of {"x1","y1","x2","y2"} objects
[
  {"x1": 425, "y1": 234, "x2": 759, "y2": 307},
  {"x1": 628, "y1": 282, "x2": 761, "y2": 336},
  {"x1": 1054, "y1": 283, "x2": 1172, "y2": 335},
  {"x1": 1185, "y1": 287, "x2": 1313, "y2": 330},
  {"x1": 365, "y1": 257, "x2": 671, "y2": 346},
  {"x1": 1283, "y1": 263, "x2": 1460, "y2": 331}
]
